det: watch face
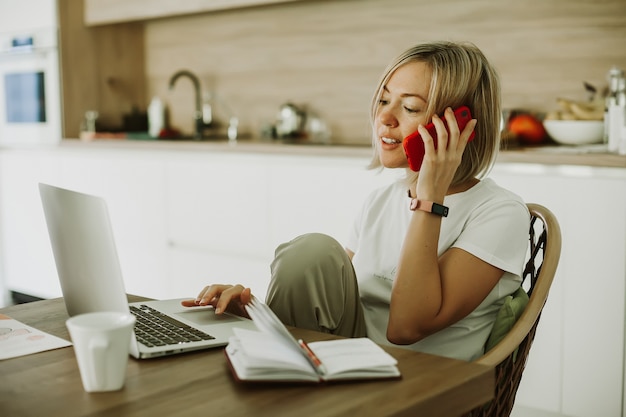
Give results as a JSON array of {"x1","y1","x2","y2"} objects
[{"x1": 432, "y1": 203, "x2": 449, "y2": 217}]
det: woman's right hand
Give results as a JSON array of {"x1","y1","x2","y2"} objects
[
  {"x1": 415, "y1": 108, "x2": 477, "y2": 202},
  {"x1": 180, "y1": 284, "x2": 253, "y2": 318}
]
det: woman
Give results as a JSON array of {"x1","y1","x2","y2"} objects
[{"x1": 182, "y1": 41, "x2": 529, "y2": 361}]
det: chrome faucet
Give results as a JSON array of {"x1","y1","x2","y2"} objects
[{"x1": 169, "y1": 69, "x2": 210, "y2": 139}]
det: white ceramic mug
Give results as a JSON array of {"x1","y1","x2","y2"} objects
[{"x1": 66, "y1": 311, "x2": 136, "y2": 392}]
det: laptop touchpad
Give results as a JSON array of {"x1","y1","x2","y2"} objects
[{"x1": 175, "y1": 309, "x2": 243, "y2": 325}]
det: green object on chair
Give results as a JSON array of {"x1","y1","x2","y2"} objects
[{"x1": 485, "y1": 287, "x2": 529, "y2": 354}]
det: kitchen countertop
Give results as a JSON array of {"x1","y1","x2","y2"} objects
[
  {"x1": 4, "y1": 138, "x2": 626, "y2": 169},
  {"x1": 496, "y1": 145, "x2": 626, "y2": 169}
]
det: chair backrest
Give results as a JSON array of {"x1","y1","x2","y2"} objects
[{"x1": 464, "y1": 203, "x2": 562, "y2": 417}]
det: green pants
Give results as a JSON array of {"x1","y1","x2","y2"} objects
[{"x1": 265, "y1": 233, "x2": 367, "y2": 338}]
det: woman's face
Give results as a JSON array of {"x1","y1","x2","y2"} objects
[{"x1": 375, "y1": 61, "x2": 432, "y2": 169}]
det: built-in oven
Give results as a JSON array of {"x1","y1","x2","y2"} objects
[{"x1": 0, "y1": 28, "x2": 61, "y2": 146}]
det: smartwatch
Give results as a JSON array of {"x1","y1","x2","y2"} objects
[{"x1": 409, "y1": 198, "x2": 449, "y2": 217}]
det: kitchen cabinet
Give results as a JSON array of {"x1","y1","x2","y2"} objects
[
  {"x1": 490, "y1": 163, "x2": 626, "y2": 417},
  {"x1": 0, "y1": 151, "x2": 61, "y2": 299},
  {"x1": 266, "y1": 155, "x2": 399, "y2": 248},
  {"x1": 0, "y1": 143, "x2": 624, "y2": 417},
  {"x1": 163, "y1": 152, "x2": 274, "y2": 298},
  {"x1": 0, "y1": 148, "x2": 168, "y2": 300},
  {"x1": 0, "y1": 145, "x2": 396, "y2": 302},
  {"x1": 162, "y1": 151, "x2": 397, "y2": 299},
  {"x1": 83, "y1": 0, "x2": 306, "y2": 26},
  {"x1": 165, "y1": 153, "x2": 273, "y2": 260},
  {"x1": 54, "y1": 150, "x2": 168, "y2": 298}
]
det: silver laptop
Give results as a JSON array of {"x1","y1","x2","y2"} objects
[{"x1": 39, "y1": 183, "x2": 257, "y2": 359}]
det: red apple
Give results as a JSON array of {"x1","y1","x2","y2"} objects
[{"x1": 508, "y1": 114, "x2": 547, "y2": 145}]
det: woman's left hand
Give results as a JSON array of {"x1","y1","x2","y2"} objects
[{"x1": 181, "y1": 284, "x2": 253, "y2": 318}]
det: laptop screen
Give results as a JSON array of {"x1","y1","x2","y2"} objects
[{"x1": 39, "y1": 183, "x2": 130, "y2": 317}]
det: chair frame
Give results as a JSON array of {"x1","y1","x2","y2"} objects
[{"x1": 464, "y1": 203, "x2": 562, "y2": 417}]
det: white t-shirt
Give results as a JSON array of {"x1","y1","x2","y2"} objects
[{"x1": 346, "y1": 177, "x2": 529, "y2": 361}]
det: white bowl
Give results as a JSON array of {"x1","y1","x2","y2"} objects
[{"x1": 543, "y1": 120, "x2": 604, "y2": 146}]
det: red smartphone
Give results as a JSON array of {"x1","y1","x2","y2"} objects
[{"x1": 403, "y1": 106, "x2": 475, "y2": 172}]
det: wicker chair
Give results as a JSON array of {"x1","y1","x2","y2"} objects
[{"x1": 463, "y1": 203, "x2": 562, "y2": 417}]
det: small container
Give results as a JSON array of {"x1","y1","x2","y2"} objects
[
  {"x1": 275, "y1": 102, "x2": 306, "y2": 139},
  {"x1": 148, "y1": 96, "x2": 165, "y2": 138},
  {"x1": 615, "y1": 79, "x2": 626, "y2": 155},
  {"x1": 607, "y1": 67, "x2": 625, "y2": 153},
  {"x1": 79, "y1": 110, "x2": 99, "y2": 141},
  {"x1": 228, "y1": 116, "x2": 238, "y2": 143}
]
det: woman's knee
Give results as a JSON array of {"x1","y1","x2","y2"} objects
[{"x1": 270, "y1": 233, "x2": 346, "y2": 289}]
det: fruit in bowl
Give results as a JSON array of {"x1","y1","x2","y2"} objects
[
  {"x1": 543, "y1": 119, "x2": 604, "y2": 145},
  {"x1": 508, "y1": 113, "x2": 548, "y2": 145},
  {"x1": 543, "y1": 95, "x2": 605, "y2": 145}
]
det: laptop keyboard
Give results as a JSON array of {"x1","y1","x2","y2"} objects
[{"x1": 130, "y1": 304, "x2": 215, "y2": 348}]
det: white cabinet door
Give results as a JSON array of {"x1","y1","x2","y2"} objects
[
  {"x1": 54, "y1": 150, "x2": 168, "y2": 299},
  {"x1": 491, "y1": 164, "x2": 626, "y2": 417},
  {"x1": 559, "y1": 173, "x2": 625, "y2": 417},
  {"x1": 0, "y1": 148, "x2": 168, "y2": 301},
  {"x1": 0, "y1": 150, "x2": 61, "y2": 299},
  {"x1": 268, "y1": 155, "x2": 400, "y2": 249},
  {"x1": 164, "y1": 152, "x2": 274, "y2": 298},
  {"x1": 165, "y1": 152, "x2": 272, "y2": 257}
]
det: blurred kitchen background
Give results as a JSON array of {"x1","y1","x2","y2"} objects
[{"x1": 3, "y1": 0, "x2": 625, "y2": 144}]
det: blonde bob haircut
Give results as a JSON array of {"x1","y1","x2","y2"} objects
[{"x1": 368, "y1": 41, "x2": 501, "y2": 187}]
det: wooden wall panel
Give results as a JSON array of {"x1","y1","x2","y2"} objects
[
  {"x1": 144, "y1": 0, "x2": 626, "y2": 145},
  {"x1": 58, "y1": 0, "x2": 145, "y2": 138}
]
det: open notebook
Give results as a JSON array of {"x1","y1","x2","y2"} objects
[{"x1": 225, "y1": 298, "x2": 401, "y2": 383}]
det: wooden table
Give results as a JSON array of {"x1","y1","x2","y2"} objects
[{"x1": 0, "y1": 297, "x2": 494, "y2": 417}]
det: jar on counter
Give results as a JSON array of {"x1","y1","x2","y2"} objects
[
  {"x1": 148, "y1": 96, "x2": 165, "y2": 138},
  {"x1": 607, "y1": 67, "x2": 625, "y2": 153}
]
